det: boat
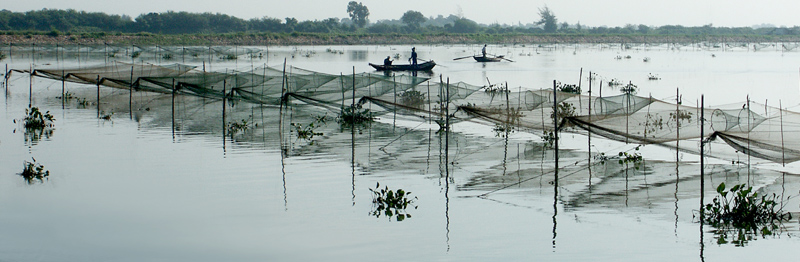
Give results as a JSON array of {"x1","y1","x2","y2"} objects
[
  {"x1": 472, "y1": 55, "x2": 503, "y2": 62},
  {"x1": 369, "y1": 60, "x2": 436, "y2": 71}
]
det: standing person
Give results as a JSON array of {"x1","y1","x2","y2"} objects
[
  {"x1": 482, "y1": 44, "x2": 487, "y2": 57},
  {"x1": 409, "y1": 47, "x2": 418, "y2": 66}
]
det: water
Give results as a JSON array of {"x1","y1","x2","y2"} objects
[{"x1": 1, "y1": 44, "x2": 799, "y2": 261}]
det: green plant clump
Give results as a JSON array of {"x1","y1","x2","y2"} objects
[
  {"x1": 20, "y1": 158, "x2": 50, "y2": 184},
  {"x1": 400, "y1": 89, "x2": 426, "y2": 108},
  {"x1": 556, "y1": 81, "x2": 581, "y2": 94},
  {"x1": 21, "y1": 107, "x2": 55, "y2": 129},
  {"x1": 291, "y1": 114, "x2": 326, "y2": 142},
  {"x1": 701, "y1": 182, "x2": 792, "y2": 246},
  {"x1": 227, "y1": 118, "x2": 256, "y2": 138},
  {"x1": 370, "y1": 182, "x2": 417, "y2": 221},
  {"x1": 337, "y1": 104, "x2": 375, "y2": 128}
]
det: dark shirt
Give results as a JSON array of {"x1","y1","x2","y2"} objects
[
  {"x1": 410, "y1": 50, "x2": 418, "y2": 65},
  {"x1": 384, "y1": 57, "x2": 392, "y2": 65}
]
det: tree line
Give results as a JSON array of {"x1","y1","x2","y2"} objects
[{"x1": 0, "y1": 6, "x2": 798, "y2": 37}]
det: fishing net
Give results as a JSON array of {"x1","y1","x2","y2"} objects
[{"x1": 9, "y1": 62, "x2": 800, "y2": 165}]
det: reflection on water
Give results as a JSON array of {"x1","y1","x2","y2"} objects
[
  {"x1": 349, "y1": 49, "x2": 368, "y2": 61},
  {"x1": 1, "y1": 45, "x2": 800, "y2": 261}
]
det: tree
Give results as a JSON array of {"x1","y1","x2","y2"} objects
[
  {"x1": 401, "y1": 10, "x2": 426, "y2": 27},
  {"x1": 451, "y1": 18, "x2": 478, "y2": 33},
  {"x1": 346, "y1": 1, "x2": 369, "y2": 28},
  {"x1": 535, "y1": 6, "x2": 557, "y2": 33}
]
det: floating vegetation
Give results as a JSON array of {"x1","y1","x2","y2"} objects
[
  {"x1": 556, "y1": 81, "x2": 581, "y2": 94},
  {"x1": 20, "y1": 107, "x2": 55, "y2": 129},
  {"x1": 131, "y1": 51, "x2": 141, "y2": 58},
  {"x1": 607, "y1": 78, "x2": 623, "y2": 86},
  {"x1": 594, "y1": 145, "x2": 644, "y2": 169},
  {"x1": 400, "y1": 89, "x2": 426, "y2": 109},
  {"x1": 337, "y1": 104, "x2": 375, "y2": 130},
  {"x1": 76, "y1": 97, "x2": 90, "y2": 107},
  {"x1": 493, "y1": 123, "x2": 515, "y2": 137},
  {"x1": 220, "y1": 54, "x2": 238, "y2": 60},
  {"x1": 55, "y1": 91, "x2": 76, "y2": 100},
  {"x1": 618, "y1": 145, "x2": 644, "y2": 169},
  {"x1": 0, "y1": 52, "x2": 6, "y2": 61},
  {"x1": 700, "y1": 182, "x2": 792, "y2": 246},
  {"x1": 643, "y1": 57, "x2": 651, "y2": 62},
  {"x1": 20, "y1": 158, "x2": 50, "y2": 184},
  {"x1": 550, "y1": 101, "x2": 576, "y2": 122},
  {"x1": 619, "y1": 81, "x2": 638, "y2": 94},
  {"x1": 99, "y1": 111, "x2": 113, "y2": 120},
  {"x1": 291, "y1": 114, "x2": 326, "y2": 143},
  {"x1": 369, "y1": 182, "x2": 417, "y2": 221},
  {"x1": 647, "y1": 73, "x2": 660, "y2": 80},
  {"x1": 483, "y1": 83, "x2": 509, "y2": 95},
  {"x1": 227, "y1": 118, "x2": 257, "y2": 138},
  {"x1": 162, "y1": 53, "x2": 173, "y2": 60},
  {"x1": 541, "y1": 131, "x2": 556, "y2": 149}
]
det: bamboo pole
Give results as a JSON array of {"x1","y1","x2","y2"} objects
[
  {"x1": 129, "y1": 66, "x2": 134, "y2": 119},
  {"x1": 222, "y1": 79, "x2": 227, "y2": 138},
  {"x1": 780, "y1": 100, "x2": 786, "y2": 166},
  {"x1": 747, "y1": 96, "x2": 751, "y2": 182},
  {"x1": 172, "y1": 78, "x2": 176, "y2": 136},
  {"x1": 676, "y1": 88, "x2": 680, "y2": 161},
  {"x1": 96, "y1": 75, "x2": 100, "y2": 118},
  {"x1": 553, "y1": 80, "x2": 559, "y2": 172},
  {"x1": 700, "y1": 95, "x2": 705, "y2": 215},
  {"x1": 588, "y1": 72, "x2": 592, "y2": 173},
  {"x1": 29, "y1": 64, "x2": 32, "y2": 107}
]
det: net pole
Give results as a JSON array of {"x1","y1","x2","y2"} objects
[
  {"x1": 61, "y1": 70, "x2": 65, "y2": 109},
  {"x1": 700, "y1": 95, "x2": 705, "y2": 218},
  {"x1": 129, "y1": 66, "x2": 134, "y2": 119},
  {"x1": 553, "y1": 80, "x2": 559, "y2": 172},
  {"x1": 427, "y1": 81, "x2": 431, "y2": 122},
  {"x1": 223, "y1": 79, "x2": 227, "y2": 138},
  {"x1": 588, "y1": 72, "x2": 592, "y2": 181},
  {"x1": 780, "y1": 100, "x2": 785, "y2": 166},
  {"x1": 676, "y1": 88, "x2": 680, "y2": 162},
  {"x1": 96, "y1": 75, "x2": 100, "y2": 118},
  {"x1": 578, "y1": 67, "x2": 583, "y2": 114},
  {"x1": 29, "y1": 64, "x2": 33, "y2": 107},
  {"x1": 172, "y1": 78, "x2": 176, "y2": 136},
  {"x1": 340, "y1": 73, "x2": 345, "y2": 110},
  {"x1": 747, "y1": 95, "x2": 751, "y2": 183}
]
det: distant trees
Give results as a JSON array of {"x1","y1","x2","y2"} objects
[
  {"x1": 0, "y1": 8, "x2": 797, "y2": 38},
  {"x1": 401, "y1": 11, "x2": 426, "y2": 28},
  {"x1": 535, "y1": 6, "x2": 558, "y2": 33},
  {"x1": 346, "y1": 1, "x2": 370, "y2": 28}
]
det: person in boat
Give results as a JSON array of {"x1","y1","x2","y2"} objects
[
  {"x1": 408, "y1": 47, "x2": 418, "y2": 66},
  {"x1": 482, "y1": 44, "x2": 487, "y2": 57},
  {"x1": 383, "y1": 56, "x2": 393, "y2": 66}
]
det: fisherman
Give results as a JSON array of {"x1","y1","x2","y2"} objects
[
  {"x1": 408, "y1": 47, "x2": 418, "y2": 66},
  {"x1": 383, "y1": 56, "x2": 393, "y2": 66},
  {"x1": 482, "y1": 44, "x2": 487, "y2": 57}
]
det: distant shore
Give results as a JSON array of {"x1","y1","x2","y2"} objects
[{"x1": 1, "y1": 33, "x2": 799, "y2": 46}]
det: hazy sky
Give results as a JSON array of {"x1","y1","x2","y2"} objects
[{"x1": 5, "y1": 0, "x2": 798, "y2": 27}]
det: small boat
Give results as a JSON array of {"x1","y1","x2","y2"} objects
[
  {"x1": 473, "y1": 55, "x2": 503, "y2": 62},
  {"x1": 369, "y1": 61, "x2": 436, "y2": 71}
]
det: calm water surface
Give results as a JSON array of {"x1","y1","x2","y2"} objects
[{"x1": 1, "y1": 44, "x2": 799, "y2": 261}]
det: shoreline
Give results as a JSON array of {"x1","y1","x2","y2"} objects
[{"x1": 2, "y1": 33, "x2": 799, "y2": 46}]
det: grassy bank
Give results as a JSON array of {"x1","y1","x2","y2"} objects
[{"x1": 2, "y1": 31, "x2": 799, "y2": 46}]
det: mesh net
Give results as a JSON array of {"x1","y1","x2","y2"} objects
[{"x1": 10, "y1": 62, "x2": 800, "y2": 165}]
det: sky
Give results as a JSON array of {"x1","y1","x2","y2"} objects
[{"x1": 4, "y1": 0, "x2": 799, "y2": 28}]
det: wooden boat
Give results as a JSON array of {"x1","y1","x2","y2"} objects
[
  {"x1": 473, "y1": 55, "x2": 503, "y2": 62},
  {"x1": 369, "y1": 61, "x2": 436, "y2": 71}
]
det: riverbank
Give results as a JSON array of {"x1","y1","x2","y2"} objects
[{"x1": 1, "y1": 32, "x2": 799, "y2": 46}]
